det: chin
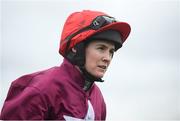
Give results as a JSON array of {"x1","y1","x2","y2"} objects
[
  {"x1": 88, "y1": 70, "x2": 105, "y2": 79},
  {"x1": 94, "y1": 73, "x2": 104, "y2": 78}
]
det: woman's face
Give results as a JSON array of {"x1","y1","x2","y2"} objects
[{"x1": 85, "y1": 40, "x2": 115, "y2": 78}]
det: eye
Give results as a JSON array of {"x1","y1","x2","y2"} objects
[
  {"x1": 97, "y1": 46, "x2": 105, "y2": 51},
  {"x1": 110, "y1": 49, "x2": 115, "y2": 57},
  {"x1": 110, "y1": 49, "x2": 115, "y2": 54}
]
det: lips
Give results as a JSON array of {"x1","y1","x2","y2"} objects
[{"x1": 98, "y1": 65, "x2": 107, "y2": 70}]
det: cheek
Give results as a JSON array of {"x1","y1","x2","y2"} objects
[
  {"x1": 85, "y1": 50, "x2": 100, "y2": 71},
  {"x1": 85, "y1": 52, "x2": 96, "y2": 69}
]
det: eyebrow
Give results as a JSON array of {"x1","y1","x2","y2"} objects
[{"x1": 96, "y1": 43, "x2": 115, "y2": 50}]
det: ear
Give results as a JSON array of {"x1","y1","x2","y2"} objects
[{"x1": 71, "y1": 47, "x2": 77, "y2": 53}]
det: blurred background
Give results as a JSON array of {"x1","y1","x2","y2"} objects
[{"x1": 0, "y1": 0, "x2": 179, "y2": 120}]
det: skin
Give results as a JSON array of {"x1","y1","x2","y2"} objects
[{"x1": 84, "y1": 40, "x2": 115, "y2": 78}]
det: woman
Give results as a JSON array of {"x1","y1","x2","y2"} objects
[{"x1": 0, "y1": 10, "x2": 131, "y2": 120}]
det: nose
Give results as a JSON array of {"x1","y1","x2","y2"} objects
[{"x1": 102, "y1": 51, "x2": 112, "y2": 63}]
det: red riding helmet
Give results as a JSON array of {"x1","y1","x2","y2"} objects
[{"x1": 59, "y1": 10, "x2": 131, "y2": 57}]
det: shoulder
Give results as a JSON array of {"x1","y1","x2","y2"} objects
[
  {"x1": 7, "y1": 66, "x2": 68, "y2": 104},
  {"x1": 11, "y1": 66, "x2": 66, "y2": 93},
  {"x1": 12, "y1": 67, "x2": 58, "y2": 85}
]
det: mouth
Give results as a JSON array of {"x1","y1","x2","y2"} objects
[{"x1": 98, "y1": 65, "x2": 107, "y2": 70}]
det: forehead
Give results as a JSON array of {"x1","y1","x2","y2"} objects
[{"x1": 86, "y1": 40, "x2": 115, "y2": 48}]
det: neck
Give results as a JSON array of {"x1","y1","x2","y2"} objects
[
  {"x1": 75, "y1": 65, "x2": 94, "y2": 91},
  {"x1": 75, "y1": 65, "x2": 104, "y2": 91},
  {"x1": 83, "y1": 80, "x2": 94, "y2": 92}
]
